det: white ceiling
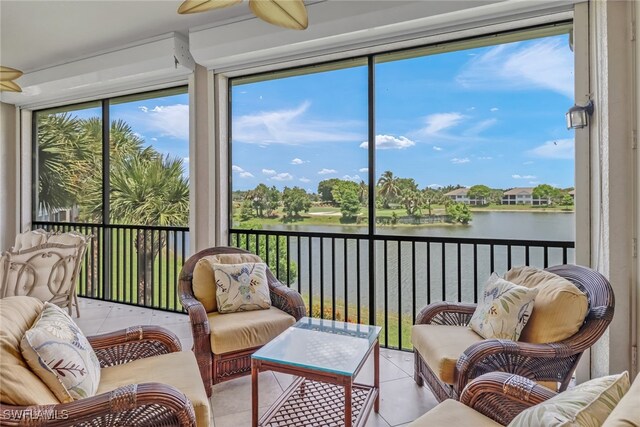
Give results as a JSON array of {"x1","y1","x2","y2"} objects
[{"x1": 0, "y1": 0, "x2": 258, "y2": 72}]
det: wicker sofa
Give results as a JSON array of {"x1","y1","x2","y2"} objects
[
  {"x1": 408, "y1": 371, "x2": 640, "y2": 426},
  {"x1": 179, "y1": 246, "x2": 306, "y2": 397},
  {"x1": 412, "y1": 264, "x2": 615, "y2": 401},
  {"x1": 0, "y1": 296, "x2": 210, "y2": 427}
]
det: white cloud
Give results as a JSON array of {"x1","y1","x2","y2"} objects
[
  {"x1": 529, "y1": 181, "x2": 540, "y2": 185},
  {"x1": 360, "y1": 134, "x2": 415, "y2": 150},
  {"x1": 342, "y1": 174, "x2": 362, "y2": 182},
  {"x1": 299, "y1": 177, "x2": 311, "y2": 183},
  {"x1": 271, "y1": 173, "x2": 293, "y2": 181},
  {"x1": 421, "y1": 113, "x2": 466, "y2": 136},
  {"x1": 512, "y1": 174, "x2": 537, "y2": 179},
  {"x1": 232, "y1": 165, "x2": 244, "y2": 172},
  {"x1": 151, "y1": 137, "x2": 158, "y2": 142},
  {"x1": 477, "y1": 156, "x2": 493, "y2": 160},
  {"x1": 232, "y1": 101, "x2": 364, "y2": 145},
  {"x1": 291, "y1": 158, "x2": 307, "y2": 165},
  {"x1": 239, "y1": 171, "x2": 254, "y2": 178},
  {"x1": 490, "y1": 107, "x2": 499, "y2": 112},
  {"x1": 262, "y1": 169, "x2": 277, "y2": 176},
  {"x1": 359, "y1": 167, "x2": 369, "y2": 173},
  {"x1": 432, "y1": 146, "x2": 443, "y2": 151},
  {"x1": 464, "y1": 118, "x2": 497, "y2": 136},
  {"x1": 456, "y1": 38, "x2": 573, "y2": 98},
  {"x1": 140, "y1": 104, "x2": 189, "y2": 140},
  {"x1": 451, "y1": 158, "x2": 470, "y2": 164},
  {"x1": 427, "y1": 184, "x2": 443, "y2": 189},
  {"x1": 318, "y1": 168, "x2": 337, "y2": 175},
  {"x1": 527, "y1": 139, "x2": 574, "y2": 160}
]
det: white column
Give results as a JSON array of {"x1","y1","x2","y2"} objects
[
  {"x1": 589, "y1": 0, "x2": 635, "y2": 377},
  {"x1": 188, "y1": 64, "x2": 217, "y2": 253},
  {"x1": 0, "y1": 102, "x2": 18, "y2": 250}
]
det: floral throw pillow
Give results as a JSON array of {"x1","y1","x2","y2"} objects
[
  {"x1": 213, "y1": 262, "x2": 271, "y2": 313},
  {"x1": 508, "y1": 372, "x2": 630, "y2": 427},
  {"x1": 21, "y1": 302, "x2": 101, "y2": 402},
  {"x1": 469, "y1": 273, "x2": 538, "y2": 340}
]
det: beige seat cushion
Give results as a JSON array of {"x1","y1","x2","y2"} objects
[
  {"x1": 602, "y1": 372, "x2": 640, "y2": 427},
  {"x1": 193, "y1": 253, "x2": 262, "y2": 312},
  {"x1": 98, "y1": 351, "x2": 211, "y2": 427},
  {"x1": 411, "y1": 325, "x2": 484, "y2": 385},
  {"x1": 0, "y1": 296, "x2": 60, "y2": 406},
  {"x1": 504, "y1": 266, "x2": 588, "y2": 343},
  {"x1": 408, "y1": 399, "x2": 500, "y2": 427},
  {"x1": 208, "y1": 306, "x2": 295, "y2": 354}
]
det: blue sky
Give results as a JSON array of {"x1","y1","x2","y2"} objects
[{"x1": 231, "y1": 33, "x2": 575, "y2": 192}]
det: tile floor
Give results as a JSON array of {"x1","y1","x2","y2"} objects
[{"x1": 74, "y1": 297, "x2": 439, "y2": 427}]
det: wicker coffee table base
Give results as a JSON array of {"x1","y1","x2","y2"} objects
[{"x1": 260, "y1": 378, "x2": 378, "y2": 427}]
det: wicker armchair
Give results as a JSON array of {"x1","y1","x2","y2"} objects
[
  {"x1": 409, "y1": 372, "x2": 559, "y2": 426},
  {"x1": 413, "y1": 264, "x2": 615, "y2": 401},
  {"x1": 0, "y1": 325, "x2": 197, "y2": 427},
  {"x1": 179, "y1": 246, "x2": 306, "y2": 397}
]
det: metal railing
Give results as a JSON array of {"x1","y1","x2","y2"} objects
[
  {"x1": 229, "y1": 228, "x2": 575, "y2": 351},
  {"x1": 33, "y1": 221, "x2": 189, "y2": 312}
]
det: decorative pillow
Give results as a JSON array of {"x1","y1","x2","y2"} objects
[
  {"x1": 509, "y1": 372, "x2": 630, "y2": 427},
  {"x1": 21, "y1": 302, "x2": 101, "y2": 402},
  {"x1": 469, "y1": 273, "x2": 538, "y2": 340},
  {"x1": 195, "y1": 253, "x2": 263, "y2": 312},
  {"x1": 504, "y1": 266, "x2": 589, "y2": 343},
  {"x1": 213, "y1": 262, "x2": 271, "y2": 313}
]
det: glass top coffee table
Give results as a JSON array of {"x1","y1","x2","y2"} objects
[{"x1": 251, "y1": 317, "x2": 382, "y2": 427}]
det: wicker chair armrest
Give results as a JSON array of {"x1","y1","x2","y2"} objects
[
  {"x1": 460, "y1": 372, "x2": 557, "y2": 425},
  {"x1": 179, "y1": 293, "x2": 211, "y2": 346},
  {"x1": 0, "y1": 383, "x2": 196, "y2": 427},
  {"x1": 456, "y1": 339, "x2": 574, "y2": 393},
  {"x1": 415, "y1": 301, "x2": 477, "y2": 325},
  {"x1": 269, "y1": 279, "x2": 306, "y2": 320},
  {"x1": 88, "y1": 325, "x2": 181, "y2": 367}
]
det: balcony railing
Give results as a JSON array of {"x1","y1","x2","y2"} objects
[
  {"x1": 229, "y1": 228, "x2": 575, "y2": 351},
  {"x1": 33, "y1": 221, "x2": 574, "y2": 351},
  {"x1": 33, "y1": 221, "x2": 189, "y2": 312}
]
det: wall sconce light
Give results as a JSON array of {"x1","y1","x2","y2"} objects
[{"x1": 566, "y1": 100, "x2": 594, "y2": 129}]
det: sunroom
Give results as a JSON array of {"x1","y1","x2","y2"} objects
[{"x1": 0, "y1": 1, "x2": 638, "y2": 426}]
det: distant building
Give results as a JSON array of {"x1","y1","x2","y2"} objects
[
  {"x1": 569, "y1": 189, "x2": 575, "y2": 199},
  {"x1": 444, "y1": 188, "x2": 486, "y2": 205},
  {"x1": 502, "y1": 187, "x2": 550, "y2": 205}
]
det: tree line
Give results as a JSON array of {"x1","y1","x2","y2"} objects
[{"x1": 234, "y1": 171, "x2": 574, "y2": 225}]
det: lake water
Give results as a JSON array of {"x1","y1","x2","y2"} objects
[{"x1": 258, "y1": 211, "x2": 575, "y2": 315}]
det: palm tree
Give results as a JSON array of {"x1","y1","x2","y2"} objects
[
  {"x1": 377, "y1": 171, "x2": 399, "y2": 209},
  {"x1": 36, "y1": 113, "x2": 81, "y2": 217},
  {"x1": 358, "y1": 180, "x2": 368, "y2": 205}
]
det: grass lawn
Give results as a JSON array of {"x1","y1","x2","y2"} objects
[
  {"x1": 78, "y1": 228, "x2": 184, "y2": 311},
  {"x1": 304, "y1": 295, "x2": 413, "y2": 351}
]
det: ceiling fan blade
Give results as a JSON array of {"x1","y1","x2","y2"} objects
[
  {"x1": 0, "y1": 66, "x2": 23, "y2": 82},
  {"x1": 178, "y1": 0, "x2": 242, "y2": 14},
  {"x1": 249, "y1": 0, "x2": 308, "y2": 30},
  {"x1": 0, "y1": 80, "x2": 22, "y2": 92}
]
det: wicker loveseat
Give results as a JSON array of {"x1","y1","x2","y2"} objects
[
  {"x1": 409, "y1": 371, "x2": 640, "y2": 426},
  {"x1": 179, "y1": 246, "x2": 306, "y2": 397},
  {"x1": 0, "y1": 296, "x2": 210, "y2": 427},
  {"x1": 412, "y1": 264, "x2": 615, "y2": 401}
]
